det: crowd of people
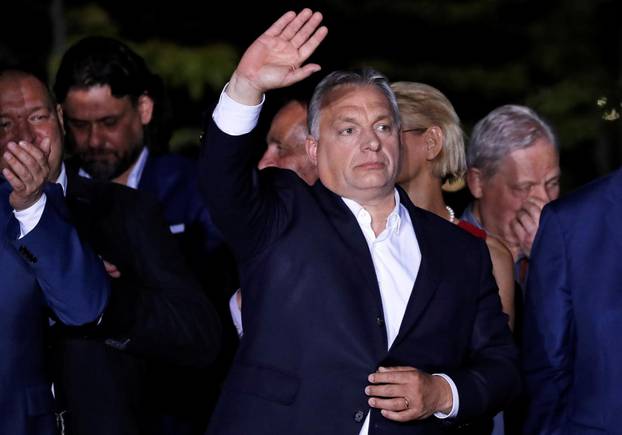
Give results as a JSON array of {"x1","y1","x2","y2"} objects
[{"x1": 1, "y1": 8, "x2": 617, "y2": 435}]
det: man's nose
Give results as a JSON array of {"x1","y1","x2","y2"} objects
[
  {"x1": 531, "y1": 184, "x2": 552, "y2": 203},
  {"x1": 87, "y1": 124, "x2": 104, "y2": 148},
  {"x1": 14, "y1": 119, "x2": 37, "y2": 144},
  {"x1": 362, "y1": 128, "x2": 381, "y2": 152}
]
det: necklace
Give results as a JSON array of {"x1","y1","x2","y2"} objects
[{"x1": 445, "y1": 205, "x2": 455, "y2": 223}]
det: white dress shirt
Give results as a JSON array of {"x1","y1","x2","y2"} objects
[
  {"x1": 212, "y1": 86, "x2": 459, "y2": 432},
  {"x1": 14, "y1": 163, "x2": 68, "y2": 238}
]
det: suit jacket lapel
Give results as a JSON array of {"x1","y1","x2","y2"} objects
[
  {"x1": 391, "y1": 187, "x2": 442, "y2": 349},
  {"x1": 311, "y1": 182, "x2": 386, "y2": 325},
  {"x1": 605, "y1": 168, "x2": 622, "y2": 249}
]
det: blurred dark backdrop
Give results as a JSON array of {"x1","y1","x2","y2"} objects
[{"x1": 3, "y1": 0, "x2": 621, "y2": 198}]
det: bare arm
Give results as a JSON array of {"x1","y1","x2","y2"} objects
[{"x1": 486, "y1": 235, "x2": 516, "y2": 330}]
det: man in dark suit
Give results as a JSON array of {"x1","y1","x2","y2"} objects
[
  {"x1": 200, "y1": 9, "x2": 519, "y2": 435},
  {"x1": 0, "y1": 69, "x2": 110, "y2": 435},
  {"x1": 53, "y1": 39, "x2": 239, "y2": 431},
  {"x1": 523, "y1": 167, "x2": 622, "y2": 434},
  {"x1": 0, "y1": 68, "x2": 222, "y2": 435}
]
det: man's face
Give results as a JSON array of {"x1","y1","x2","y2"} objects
[
  {"x1": 308, "y1": 85, "x2": 400, "y2": 203},
  {"x1": 472, "y1": 138, "x2": 560, "y2": 245},
  {"x1": 258, "y1": 101, "x2": 317, "y2": 184},
  {"x1": 0, "y1": 74, "x2": 64, "y2": 179},
  {"x1": 62, "y1": 85, "x2": 152, "y2": 181}
]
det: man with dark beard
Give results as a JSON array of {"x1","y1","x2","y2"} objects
[{"x1": 54, "y1": 37, "x2": 237, "y2": 435}]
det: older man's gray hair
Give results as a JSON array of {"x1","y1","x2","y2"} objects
[
  {"x1": 467, "y1": 104, "x2": 558, "y2": 178},
  {"x1": 307, "y1": 68, "x2": 400, "y2": 140}
]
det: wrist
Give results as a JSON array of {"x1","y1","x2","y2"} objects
[
  {"x1": 433, "y1": 375, "x2": 453, "y2": 415},
  {"x1": 227, "y1": 72, "x2": 264, "y2": 106}
]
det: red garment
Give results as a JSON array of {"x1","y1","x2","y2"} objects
[{"x1": 457, "y1": 220, "x2": 487, "y2": 240}]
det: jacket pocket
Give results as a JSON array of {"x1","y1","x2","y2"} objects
[
  {"x1": 26, "y1": 384, "x2": 54, "y2": 416},
  {"x1": 225, "y1": 362, "x2": 300, "y2": 405}
]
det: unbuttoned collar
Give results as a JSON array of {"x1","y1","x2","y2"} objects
[{"x1": 342, "y1": 189, "x2": 403, "y2": 239}]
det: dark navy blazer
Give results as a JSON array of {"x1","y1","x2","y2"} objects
[
  {"x1": 523, "y1": 168, "x2": 622, "y2": 434},
  {"x1": 0, "y1": 181, "x2": 109, "y2": 435},
  {"x1": 200, "y1": 120, "x2": 519, "y2": 435}
]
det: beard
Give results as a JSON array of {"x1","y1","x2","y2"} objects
[{"x1": 79, "y1": 144, "x2": 144, "y2": 182}]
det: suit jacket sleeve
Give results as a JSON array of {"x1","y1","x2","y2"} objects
[
  {"x1": 8, "y1": 182, "x2": 110, "y2": 325},
  {"x1": 522, "y1": 205, "x2": 572, "y2": 435},
  {"x1": 444, "y1": 240, "x2": 521, "y2": 421},
  {"x1": 199, "y1": 118, "x2": 291, "y2": 260}
]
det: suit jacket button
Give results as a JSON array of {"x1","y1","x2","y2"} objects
[
  {"x1": 376, "y1": 316, "x2": 385, "y2": 327},
  {"x1": 354, "y1": 410, "x2": 365, "y2": 422}
]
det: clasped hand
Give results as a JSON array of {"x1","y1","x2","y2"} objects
[
  {"x1": 365, "y1": 366, "x2": 452, "y2": 422},
  {"x1": 2, "y1": 138, "x2": 51, "y2": 211}
]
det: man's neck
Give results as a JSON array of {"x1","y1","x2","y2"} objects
[{"x1": 357, "y1": 192, "x2": 397, "y2": 237}]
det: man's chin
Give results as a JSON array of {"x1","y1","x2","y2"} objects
[{"x1": 82, "y1": 161, "x2": 122, "y2": 181}]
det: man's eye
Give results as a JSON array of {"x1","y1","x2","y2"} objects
[
  {"x1": 376, "y1": 123, "x2": 393, "y2": 133},
  {"x1": 102, "y1": 118, "x2": 118, "y2": 127},
  {"x1": 339, "y1": 127, "x2": 354, "y2": 136},
  {"x1": 30, "y1": 113, "x2": 49, "y2": 122}
]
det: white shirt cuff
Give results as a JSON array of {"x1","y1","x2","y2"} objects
[
  {"x1": 432, "y1": 373, "x2": 459, "y2": 419},
  {"x1": 212, "y1": 83, "x2": 264, "y2": 136},
  {"x1": 14, "y1": 194, "x2": 47, "y2": 239},
  {"x1": 12, "y1": 165, "x2": 68, "y2": 239}
]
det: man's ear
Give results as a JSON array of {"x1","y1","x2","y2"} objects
[
  {"x1": 423, "y1": 126, "x2": 443, "y2": 161},
  {"x1": 138, "y1": 94, "x2": 154, "y2": 125},
  {"x1": 306, "y1": 136, "x2": 319, "y2": 166},
  {"x1": 56, "y1": 104, "x2": 65, "y2": 135},
  {"x1": 466, "y1": 168, "x2": 484, "y2": 199}
]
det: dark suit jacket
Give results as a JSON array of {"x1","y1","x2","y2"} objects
[
  {"x1": 137, "y1": 152, "x2": 240, "y2": 428},
  {"x1": 0, "y1": 180, "x2": 109, "y2": 435},
  {"x1": 200, "y1": 120, "x2": 520, "y2": 435},
  {"x1": 52, "y1": 172, "x2": 221, "y2": 435},
  {"x1": 523, "y1": 168, "x2": 622, "y2": 434}
]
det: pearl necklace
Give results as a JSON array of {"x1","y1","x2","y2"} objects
[{"x1": 445, "y1": 205, "x2": 455, "y2": 223}]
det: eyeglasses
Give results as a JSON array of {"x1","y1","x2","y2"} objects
[{"x1": 401, "y1": 127, "x2": 428, "y2": 135}]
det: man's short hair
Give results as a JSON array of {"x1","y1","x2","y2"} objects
[
  {"x1": 391, "y1": 81, "x2": 466, "y2": 182},
  {"x1": 307, "y1": 68, "x2": 400, "y2": 140},
  {"x1": 467, "y1": 104, "x2": 558, "y2": 178},
  {"x1": 53, "y1": 36, "x2": 172, "y2": 151}
]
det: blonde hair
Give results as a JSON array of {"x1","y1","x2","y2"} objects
[{"x1": 391, "y1": 81, "x2": 466, "y2": 182}]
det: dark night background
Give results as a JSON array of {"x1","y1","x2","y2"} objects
[{"x1": 3, "y1": 0, "x2": 621, "y2": 203}]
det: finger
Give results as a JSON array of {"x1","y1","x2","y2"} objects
[
  {"x1": 282, "y1": 63, "x2": 322, "y2": 87},
  {"x1": 515, "y1": 208, "x2": 536, "y2": 229},
  {"x1": 2, "y1": 167, "x2": 26, "y2": 192},
  {"x1": 279, "y1": 8, "x2": 313, "y2": 40},
  {"x1": 263, "y1": 11, "x2": 297, "y2": 37},
  {"x1": 38, "y1": 137, "x2": 51, "y2": 159},
  {"x1": 3, "y1": 146, "x2": 32, "y2": 184},
  {"x1": 8, "y1": 142, "x2": 46, "y2": 177},
  {"x1": 19, "y1": 140, "x2": 48, "y2": 169},
  {"x1": 298, "y1": 26, "x2": 328, "y2": 61},
  {"x1": 378, "y1": 366, "x2": 414, "y2": 373},
  {"x1": 524, "y1": 195, "x2": 546, "y2": 208},
  {"x1": 369, "y1": 369, "x2": 413, "y2": 385},
  {"x1": 290, "y1": 11, "x2": 324, "y2": 48},
  {"x1": 380, "y1": 408, "x2": 414, "y2": 422},
  {"x1": 365, "y1": 383, "x2": 404, "y2": 398},
  {"x1": 368, "y1": 396, "x2": 410, "y2": 412}
]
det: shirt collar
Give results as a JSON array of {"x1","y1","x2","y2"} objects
[
  {"x1": 342, "y1": 189, "x2": 403, "y2": 236},
  {"x1": 56, "y1": 162, "x2": 68, "y2": 195}
]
